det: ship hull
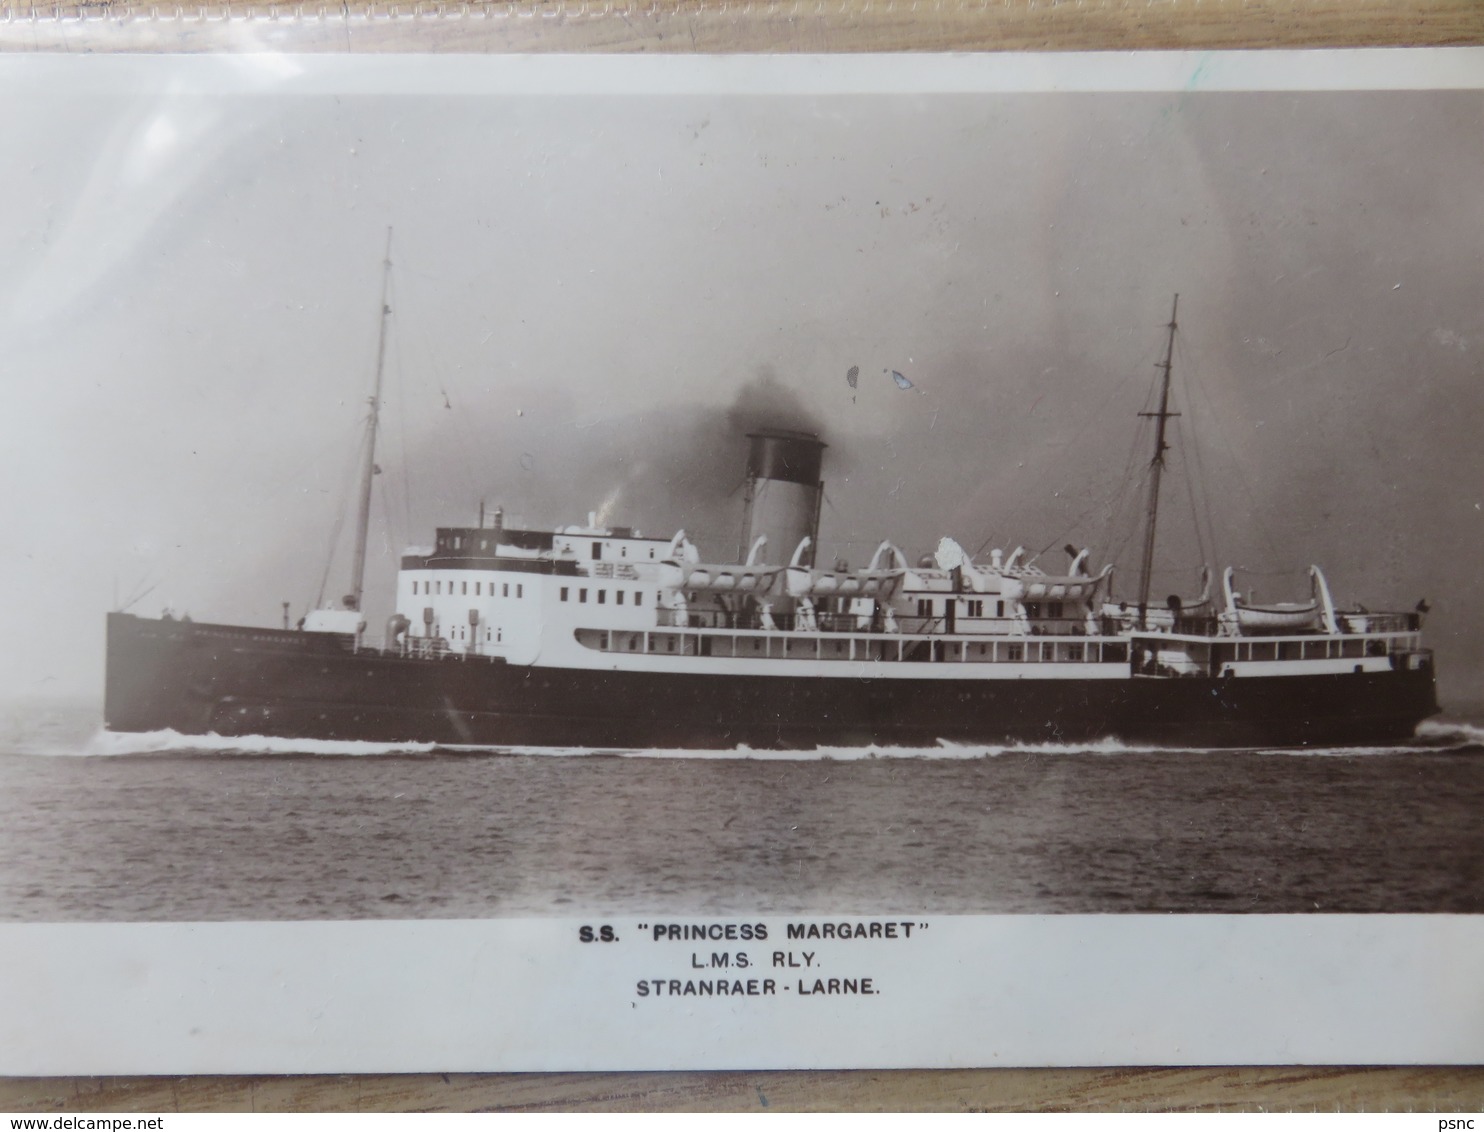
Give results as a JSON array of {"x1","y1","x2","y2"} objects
[{"x1": 104, "y1": 613, "x2": 1440, "y2": 751}]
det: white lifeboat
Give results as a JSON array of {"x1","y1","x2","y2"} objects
[
  {"x1": 1102, "y1": 566, "x2": 1214, "y2": 628},
  {"x1": 783, "y1": 538, "x2": 906, "y2": 600},
  {"x1": 1219, "y1": 566, "x2": 1321, "y2": 632},
  {"x1": 658, "y1": 531, "x2": 785, "y2": 596},
  {"x1": 994, "y1": 546, "x2": 1112, "y2": 602},
  {"x1": 303, "y1": 607, "x2": 365, "y2": 635}
]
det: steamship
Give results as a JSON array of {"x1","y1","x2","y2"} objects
[{"x1": 103, "y1": 278, "x2": 1439, "y2": 750}]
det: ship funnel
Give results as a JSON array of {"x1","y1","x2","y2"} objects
[{"x1": 740, "y1": 429, "x2": 826, "y2": 566}]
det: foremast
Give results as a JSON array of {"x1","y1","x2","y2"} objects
[
  {"x1": 1135, "y1": 294, "x2": 1179, "y2": 631},
  {"x1": 349, "y1": 227, "x2": 393, "y2": 614}
]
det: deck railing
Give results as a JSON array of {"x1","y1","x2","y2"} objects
[
  {"x1": 654, "y1": 608, "x2": 1425, "y2": 638},
  {"x1": 655, "y1": 608, "x2": 1108, "y2": 636},
  {"x1": 351, "y1": 613, "x2": 1427, "y2": 665}
]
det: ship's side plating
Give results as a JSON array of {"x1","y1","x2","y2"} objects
[{"x1": 105, "y1": 610, "x2": 1437, "y2": 749}]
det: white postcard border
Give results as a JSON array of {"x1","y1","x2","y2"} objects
[{"x1": 3, "y1": 915, "x2": 1482, "y2": 1074}]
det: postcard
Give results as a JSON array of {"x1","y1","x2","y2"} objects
[{"x1": 1, "y1": 48, "x2": 1481, "y2": 1074}]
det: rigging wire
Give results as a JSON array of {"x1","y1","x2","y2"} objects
[
  {"x1": 371, "y1": 297, "x2": 405, "y2": 561},
  {"x1": 1034, "y1": 472, "x2": 1135, "y2": 564},
  {"x1": 966, "y1": 339, "x2": 1155, "y2": 562},
  {"x1": 1171, "y1": 420, "x2": 1210, "y2": 574},
  {"x1": 388, "y1": 272, "x2": 416, "y2": 545},
  {"x1": 376, "y1": 466, "x2": 402, "y2": 569},
  {"x1": 1096, "y1": 407, "x2": 1159, "y2": 580},
  {"x1": 308, "y1": 416, "x2": 368, "y2": 614},
  {"x1": 1179, "y1": 333, "x2": 1289, "y2": 572},
  {"x1": 1171, "y1": 334, "x2": 1223, "y2": 576},
  {"x1": 1051, "y1": 404, "x2": 1152, "y2": 566}
]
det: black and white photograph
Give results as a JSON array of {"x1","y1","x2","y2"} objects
[{"x1": 1, "y1": 51, "x2": 1482, "y2": 1071}]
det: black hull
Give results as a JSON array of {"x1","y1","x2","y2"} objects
[{"x1": 104, "y1": 613, "x2": 1440, "y2": 750}]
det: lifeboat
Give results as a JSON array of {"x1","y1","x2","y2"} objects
[
  {"x1": 1220, "y1": 566, "x2": 1322, "y2": 632},
  {"x1": 995, "y1": 545, "x2": 1112, "y2": 602},
  {"x1": 783, "y1": 538, "x2": 906, "y2": 600},
  {"x1": 657, "y1": 531, "x2": 785, "y2": 596},
  {"x1": 1002, "y1": 570, "x2": 1110, "y2": 603},
  {"x1": 1102, "y1": 566, "x2": 1214, "y2": 629}
]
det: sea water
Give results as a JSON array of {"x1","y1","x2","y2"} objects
[{"x1": 1, "y1": 697, "x2": 1481, "y2": 920}]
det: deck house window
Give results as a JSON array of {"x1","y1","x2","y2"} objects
[
  {"x1": 1007, "y1": 645, "x2": 1023, "y2": 661},
  {"x1": 502, "y1": 583, "x2": 509, "y2": 598},
  {"x1": 592, "y1": 542, "x2": 602, "y2": 559},
  {"x1": 1048, "y1": 601, "x2": 1064, "y2": 619},
  {"x1": 580, "y1": 589, "x2": 588, "y2": 603},
  {"x1": 997, "y1": 601, "x2": 1005, "y2": 617},
  {"x1": 436, "y1": 581, "x2": 442, "y2": 595},
  {"x1": 475, "y1": 582, "x2": 481, "y2": 596},
  {"x1": 461, "y1": 581, "x2": 467, "y2": 595},
  {"x1": 598, "y1": 590, "x2": 606, "y2": 604},
  {"x1": 517, "y1": 585, "x2": 523, "y2": 598},
  {"x1": 560, "y1": 587, "x2": 569, "y2": 602},
  {"x1": 617, "y1": 591, "x2": 625, "y2": 605}
]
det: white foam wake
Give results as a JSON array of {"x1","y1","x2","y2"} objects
[
  {"x1": 69, "y1": 730, "x2": 1154, "y2": 760},
  {"x1": 55, "y1": 721, "x2": 1478, "y2": 761},
  {"x1": 1414, "y1": 718, "x2": 1484, "y2": 748},
  {"x1": 484, "y1": 736, "x2": 1164, "y2": 761},
  {"x1": 80, "y1": 728, "x2": 440, "y2": 758}
]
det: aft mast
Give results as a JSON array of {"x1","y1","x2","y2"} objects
[
  {"x1": 349, "y1": 226, "x2": 393, "y2": 614},
  {"x1": 1135, "y1": 294, "x2": 1180, "y2": 630}
]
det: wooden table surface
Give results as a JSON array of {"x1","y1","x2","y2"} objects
[{"x1": 3, "y1": 0, "x2": 1482, "y2": 1111}]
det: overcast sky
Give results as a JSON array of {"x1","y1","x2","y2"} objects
[{"x1": 2, "y1": 60, "x2": 1480, "y2": 703}]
